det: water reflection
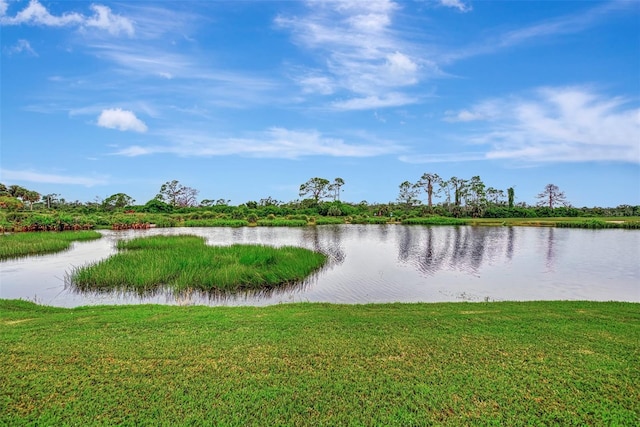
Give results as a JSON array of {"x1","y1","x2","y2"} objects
[
  {"x1": 1, "y1": 225, "x2": 638, "y2": 307},
  {"x1": 396, "y1": 226, "x2": 517, "y2": 277},
  {"x1": 64, "y1": 274, "x2": 317, "y2": 306},
  {"x1": 301, "y1": 226, "x2": 346, "y2": 265}
]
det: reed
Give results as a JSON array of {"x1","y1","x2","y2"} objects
[
  {"x1": 0, "y1": 231, "x2": 102, "y2": 260},
  {"x1": 70, "y1": 235, "x2": 326, "y2": 294}
]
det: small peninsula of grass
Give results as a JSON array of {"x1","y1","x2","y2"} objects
[
  {"x1": 0, "y1": 230, "x2": 101, "y2": 260},
  {"x1": 70, "y1": 235, "x2": 326, "y2": 294},
  {"x1": 1, "y1": 300, "x2": 637, "y2": 426}
]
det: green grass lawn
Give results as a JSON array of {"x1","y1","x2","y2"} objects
[{"x1": 1, "y1": 300, "x2": 637, "y2": 426}]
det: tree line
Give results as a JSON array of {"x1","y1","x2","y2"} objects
[{"x1": 1, "y1": 176, "x2": 638, "y2": 220}]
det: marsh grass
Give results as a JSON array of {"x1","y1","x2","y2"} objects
[
  {"x1": 555, "y1": 219, "x2": 640, "y2": 229},
  {"x1": 402, "y1": 216, "x2": 469, "y2": 226},
  {"x1": 351, "y1": 216, "x2": 390, "y2": 224},
  {"x1": 467, "y1": 216, "x2": 640, "y2": 228},
  {"x1": 1, "y1": 300, "x2": 637, "y2": 426},
  {"x1": 0, "y1": 230, "x2": 101, "y2": 260},
  {"x1": 313, "y1": 217, "x2": 346, "y2": 225},
  {"x1": 183, "y1": 219, "x2": 248, "y2": 227},
  {"x1": 256, "y1": 219, "x2": 308, "y2": 227},
  {"x1": 70, "y1": 235, "x2": 326, "y2": 294}
]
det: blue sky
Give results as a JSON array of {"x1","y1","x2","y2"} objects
[{"x1": 1, "y1": 0, "x2": 639, "y2": 207}]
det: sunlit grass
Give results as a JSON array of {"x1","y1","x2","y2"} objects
[
  {"x1": 0, "y1": 230, "x2": 102, "y2": 260},
  {"x1": 70, "y1": 235, "x2": 326, "y2": 294},
  {"x1": 1, "y1": 300, "x2": 637, "y2": 426}
]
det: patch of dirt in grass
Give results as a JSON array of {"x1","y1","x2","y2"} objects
[{"x1": 3, "y1": 318, "x2": 34, "y2": 325}]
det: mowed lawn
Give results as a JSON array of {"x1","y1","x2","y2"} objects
[{"x1": 1, "y1": 300, "x2": 638, "y2": 426}]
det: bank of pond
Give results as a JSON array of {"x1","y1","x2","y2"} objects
[
  {"x1": 1, "y1": 299, "x2": 638, "y2": 426},
  {"x1": 3, "y1": 217, "x2": 639, "y2": 263},
  {"x1": 2, "y1": 211, "x2": 640, "y2": 233}
]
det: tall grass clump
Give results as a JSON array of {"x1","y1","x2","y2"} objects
[
  {"x1": 256, "y1": 219, "x2": 307, "y2": 227},
  {"x1": 554, "y1": 219, "x2": 640, "y2": 229},
  {"x1": 351, "y1": 216, "x2": 390, "y2": 224},
  {"x1": 0, "y1": 231, "x2": 102, "y2": 260},
  {"x1": 70, "y1": 235, "x2": 326, "y2": 294},
  {"x1": 402, "y1": 216, "x2": 469, "y2": 226},
  {"x1": 314, "y1": 217, "x2": 345, "y2": 225}
]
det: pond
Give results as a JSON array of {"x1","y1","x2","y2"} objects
[{"x1": 1, "y1": 225, "x2": 638, "y2": 307}]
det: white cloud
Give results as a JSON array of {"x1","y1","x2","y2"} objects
[
  {"x1": 297, "y1": 74, "x2": 336, "y2": 95},
  {"x1": 0, "y1": 0, "x2": 134, "y2": 36},
  {"x1": 443, "y1": 1, "x2": 632, "y2": 63},
  {"x1": 276, "y1": 0, "x2": 426, "y2": 109},
  {"x1": 399, "y1": 152, "x2": 486, "y2": 163},
  {"x1": 332, "y1": 93, "x2": 418, "y2": 111},
  {"x1": 0, "y1": 0, "x2": 83, "y2": 26},
  {"x1": 0, "y1": 168, "x2": 109, "y2": 187},
  {"x1": 97, "y1": 108, "x2": 147, "y2": 133},
  {"x1": 112, "y1": 127, "x2": 404, "y2": 159},
  {"x1": 443, "y1": 87, "x2": 640, "y2": 163},
  {"x1": 443, "y1": 100, "x2": 500, "y2": 122},
  {"x1": 84, "y1": 4, "x2": 134, "y2": 36},
  {"x1": 437, "y1": 0, "x2": 472, "y2": 13},
  {"x1": 5, "y1": 39, "x2": 37, "y2": 56}
]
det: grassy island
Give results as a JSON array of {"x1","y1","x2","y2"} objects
[
  {"x1": 1, "y1": 300, "x2": 637, "y2": 426},
  {"x1": 69, "y1": 235, "x2": 327, "y2": 294},
  {"x1": 0, "y1": 230, "x2": 102, "y2": 260}
]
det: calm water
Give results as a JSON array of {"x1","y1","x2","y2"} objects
[{"x1": 1, "y1": 225, "x2": 638, "y2": 307}]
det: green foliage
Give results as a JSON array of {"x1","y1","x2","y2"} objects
[
  {"x1": 102, "y1": 193, "x2": 135, "y2": 211},
  {"x1": 0, "y1": 195, "x2": 24, "y2": 211},
  {"x1": 1, "y1": 301, "x2": 637, "y2": 426},
  {"x1": 70, "y1": 235, "x2": 326, "y2": 293},
  {"x1": 299, "y1": 177, "x2": 330, "y2": 202},
  {"x1": 0, "y1": 213, "x2": 11, "y2": 232},
  {"x1": 141, "y1": 199, "x2": 173, "y2": 213}
]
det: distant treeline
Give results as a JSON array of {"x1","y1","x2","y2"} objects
[
  {"x1": 2, "y1": 200, "x2": 639, "y2": 233},
  {"x1": 2, "y1": 178, "x2": 640, "y2": 232}
]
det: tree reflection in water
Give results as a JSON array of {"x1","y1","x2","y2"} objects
[{"x1": 396, "y1": 226, "x2": 517, "y2": 277}]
